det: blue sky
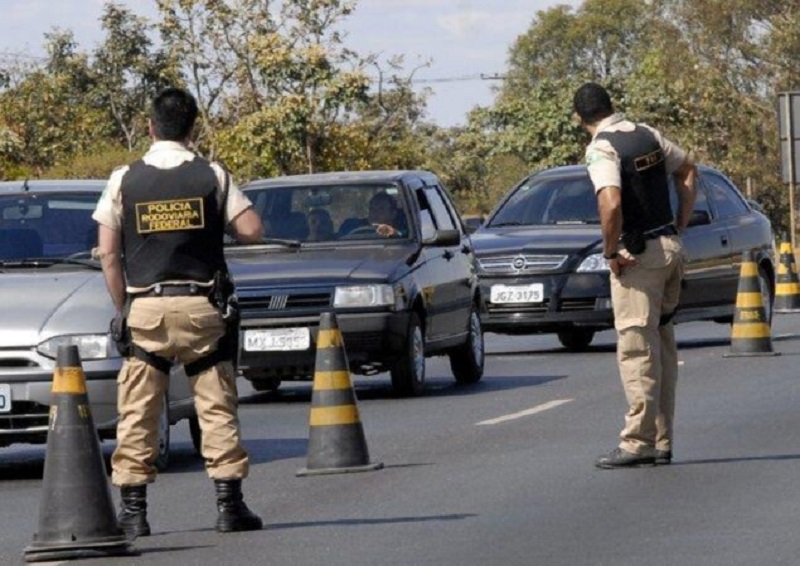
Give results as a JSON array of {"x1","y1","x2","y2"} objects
[{"x1": 0, "y1": 0, "x2": 581, "y2": 127}]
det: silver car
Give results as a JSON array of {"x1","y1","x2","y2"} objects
[{"x1": 0, "y1": 180, "x2": 198, "y2": 467}]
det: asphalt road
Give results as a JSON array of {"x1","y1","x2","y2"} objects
[{"x1": 2, "y1": 316, "x2": 800, "y2": 565}]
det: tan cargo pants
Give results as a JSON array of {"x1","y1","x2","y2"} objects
[
  {"x1": 610, "y1": 234, "x2": 684, "y2": 455},
  {"x1": 111, "y1": 295, "x2": 249, "y2": 487}
]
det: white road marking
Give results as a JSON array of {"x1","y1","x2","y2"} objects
[{"x1": 476, "y1": 399, "x2": 573, "y2": 426}]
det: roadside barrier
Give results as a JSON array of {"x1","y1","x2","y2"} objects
[
  {"x1": 774, "y1": 232, "x2": 800, "y2": 313},
  {"x1": 23, "y1": 345, "x2": 137, "y2": 562},
  {"x1": 297, "y1": 312, "x2": 383, "y2": 476},
  {"x1": 724, "y1": 250, "x2": 779, "y2": 358}
]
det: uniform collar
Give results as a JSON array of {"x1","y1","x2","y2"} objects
[
  {"x1": 146, "y1": 140, "x2": 194, "y2": 154},
  {"x1": 592, "y1": 113, "x2": 624, "y2": 139}
]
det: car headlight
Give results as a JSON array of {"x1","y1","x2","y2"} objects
[
  {"x1": 334, "y1": 284, "x2": 395, "y2": 308},
  {"x1": 37, "y1": 334, "x2": 118, "y2": 360},
  {"x1": 576, "y1": 253, "x2": 611, "y2": 273}
]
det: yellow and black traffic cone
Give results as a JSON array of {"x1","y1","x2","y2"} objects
[
  {"x1": 23, "y1": 345, "x2": 137, "y2": 563},
  {"x1": 724, "y1": 250, "x2": 779, "y2": 358},
  {"x1": 774, "y1": 232, "x2": 800, "y2": 313},
  {"x1": 297, "y1": 312, "x2": 383, "y2": 476}
]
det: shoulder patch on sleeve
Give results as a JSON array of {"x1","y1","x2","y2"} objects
[{"x1": 586, "y1": 150, "x2": 611, "y2": 166}]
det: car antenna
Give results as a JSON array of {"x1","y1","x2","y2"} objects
[{"x1": 22, "y1": 178, "x2": 30, "y2": 192}]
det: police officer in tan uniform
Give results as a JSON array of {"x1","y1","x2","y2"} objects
[
  {"x1": 93, "y1": 87, "x2": 264, "y2": 535},
  {"x1": 572, "y1": 82, "x2": 697, "y2": 469}
]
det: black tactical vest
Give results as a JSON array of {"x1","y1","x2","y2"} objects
[
  {"x1": 120, "y1": 158, "x2": 225, "y2": 288},
  {"x1": 594, "y1": 125, "x2": 673, "y2": 234}
]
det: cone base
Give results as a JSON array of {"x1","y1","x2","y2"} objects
[
  {"x1": 297, "y1": 461, "x2": 384, "y2": 477},
  {"x1": 723, "y1": 351, "x2": 780, "y2": 358},
  {"x1": 23, "y1": 538, "x2": 138, "y2": 563}
]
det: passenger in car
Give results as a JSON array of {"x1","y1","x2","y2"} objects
[{"x1": 307, "y1": 208, "x2": 335, "y2": 241}]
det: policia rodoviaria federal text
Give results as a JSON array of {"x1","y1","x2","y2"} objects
[{"x1": 93, "y1": 87, "x2": 265, "y2": 536}]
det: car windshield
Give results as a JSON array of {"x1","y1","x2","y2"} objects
[
  {"x1": 488, "y1": 174, "x2": 600, "y2": 227},
  {"x1": 241, "y1": 182, "x2": 410, "y2": 243},
  {"x1": 0, "y1": 191, "x2": 99, "y2": 261}
]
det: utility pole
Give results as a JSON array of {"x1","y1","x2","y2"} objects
[{"x1": 778, "y1": 92, "x2": 800, "y2": 251}]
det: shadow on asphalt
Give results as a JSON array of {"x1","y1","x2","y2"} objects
[
  {"x1": 671, "y1": 453, "x2": 800, "y2": 466},
  {"x1": 242, "y1": 374, "x2": 567, "y2": 405},
  {"x1": 0, "y1": 436, "x2": 303, "y2": 480},
  {"x1": 266, "y1": 512, "x2": 477, "y2": 530}
]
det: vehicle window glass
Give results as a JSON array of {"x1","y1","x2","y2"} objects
[
  {"x1": 419, "y1": 209, "x2": 436, "y2": 240},
  {"x1": 489, "y1": 175, "x2": 598, "y2": 227},
  {"x1": 424, "y1": 187, "x2": 456, "y2": 230},
  {"x1": 704, "y1": 173, "x2": 749, "y2": 219},
  {"x1": 0, "y1": 192, "x2": 99, "y2": 260},
  {"x1": 243, "y1": 183, "x2": 410, "y2": 242}
]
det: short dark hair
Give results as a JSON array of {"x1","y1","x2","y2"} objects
[
  {"x1": 150, "y1": 87, "x2": 198, "y2": 141},
  {"x1": 573, "y1": 82, "x2": 614, "y2": 125}
]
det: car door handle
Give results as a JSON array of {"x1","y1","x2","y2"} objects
[{"x1": 720, "y1": 235, "x2": 729, "y2": 246}]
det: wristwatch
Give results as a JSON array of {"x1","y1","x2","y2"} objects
[{"x1": 603, "y1": 251, "x2": 619, "y2": 260}]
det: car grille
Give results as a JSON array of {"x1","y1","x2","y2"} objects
[
  {"x1": 238, "y1": 289, "x2": 332, "y2": 316},
  {"x1": 559, "y1": 298, "x2": 597, "y2": 312},
  {"x1": 478, "y1": 254, "x2": 568, "y2": 274},
  {"x1": 0, "y1": 401, "x2": 50, "y2": 431},
  {"x1": 488, "y1": 300, "x2": 551, "y2": 314}
]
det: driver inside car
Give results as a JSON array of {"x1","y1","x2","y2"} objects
[{"x1": 366, "y1": 192, "x2": 405, "y2": 237}]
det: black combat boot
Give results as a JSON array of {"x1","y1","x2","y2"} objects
[
  {"x1": 118, "y1": 484, "x2": 151, "y2": 539},
  {"x1": 214, "y1": 479, "x2": 263, "y2": 533}
]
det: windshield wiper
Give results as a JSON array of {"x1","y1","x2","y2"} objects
[
  {"x1": 489, "y1": 221, "x2": 527, "y2": 227},
  {"x1": 227, "y1": 237, "x2": 302, "y2": 249},
  {"x1": 0, "y1": 257, "x2": 101, "y2": 269}
]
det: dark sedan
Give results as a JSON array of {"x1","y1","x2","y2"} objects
[
  {"x1": 471, "y1": 165, "x2": 775, "y2": 350},
  {"x1": 229, "y1": 170, "x2": 485, "y2": 396}
]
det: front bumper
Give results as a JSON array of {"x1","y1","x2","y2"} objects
[
  {"x1": 238, "y1": 310, "x2": 411, "y2": 379},
  {"x1": 480, "y1": 272, "x2": 614, "y2": 334},
  {"x1": 0, "y1": 353, "x2": 122, "y2": 447}
]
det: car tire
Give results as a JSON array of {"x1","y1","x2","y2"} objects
[
  {"x1": 251, "y1": 377, "x2": 282, "y2": 392},
  {"x1": 391, "y1": 312, "x2": 425, "y2": 397},
  {"x1": 154, "y1": 395, "x2": 170, "y2": 471},
  {"x1": 188, "y1": 415, "x2": 202, "y2": 456},
  {"x1": 556, "y1": 328, "x2": 595, "y2": 352},
  {"x1": 758, "y1": 261, "x2": 774, "y2": 325},
  {"x1": 449, "y1": 306, "x2": 484, "y2": 385}
]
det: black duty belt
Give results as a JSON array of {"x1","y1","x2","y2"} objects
[
  {"x1": 135, "y1": 284, "x2": 209, "y2": 298},
  {"x1": 643, "y1": 224, "x2": 678, "y2": 240}
]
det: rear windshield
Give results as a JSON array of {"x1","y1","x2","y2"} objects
[
  {"x1": 242, "y1": 183, "x2": 410, "y2": 243},
  {"x1": 488, "y1": 175, "x2": 599, "y2": 227},
  {"x1": 0, "y1": 192, "x2": 99, "y2": 260}
]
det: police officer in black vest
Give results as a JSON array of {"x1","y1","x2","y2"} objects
[
  {"x1": 572, "y1": 82, "x2": 697, "y2": 469},
  {"x1": 93, "y1": 87, "x2": 265, "y2": 536}
]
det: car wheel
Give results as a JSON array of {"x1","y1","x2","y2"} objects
[
  {"x1": 251, "y1": 377, "x2": 282, "y2": 392},
  {"x1": 154, "y1": 395, "x2": 170, "y2": 471},
  {"x1": 188, "y1": 415, "x2": 202, "y2": 456},
  {"x1": 556, "y1": 328, "x2": 595, "y2": 352},
  {"x1": 449, "y1": 306, "x2": 484, "y2": 385},
  {"x1": 758, "y1": 261, "x2": 774, "y2": 325},
  {"x1": 391, "y1": 312, "x2": 425, "y2": 397}
]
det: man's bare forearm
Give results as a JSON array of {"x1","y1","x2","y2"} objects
[
  {"x1": 99, "y1": 250, "x2": 126, "y2": 312},
  {"x1": 674, "y1": 158, "x2": 697, "y2": 231}
]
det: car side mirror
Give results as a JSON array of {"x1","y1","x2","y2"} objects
[
  {"x1": 423, "y1": 229, "x2": 461, "y2": 247},
  {"x1": 463, "y1": 216, "x2": 484, "y2": 234},
  {"x1": 687, "y1": 210, "x2": 711, "y2": 227}
]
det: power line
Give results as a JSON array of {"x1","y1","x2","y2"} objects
[{"x1": 409, "y1": 73, "x2": 506, "y2": 84}]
